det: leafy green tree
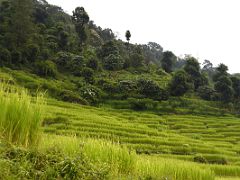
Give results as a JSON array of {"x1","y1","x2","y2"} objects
[
  {"x1": 214, "y1": 76, "x2": 234, "y2": 102},
  {"x1": 170, "y1": 70, "x2": 192, "y2": 96},
  {"x1": 10, "y1": 0, "x2": 34, "y2": 48},
  {"x1": 161, "y1": 51, "x2": 175, "y2": 73},
  {"x1": 213, "y1": 63, "x2": 228, "y2": 81},
  {"x1": 184, "y1": 57, "x2": 207, "y2": 90},
  {"x1": 230, "y1": 76, "x2": 240, "y2": 99},
  {"x1": 72, "y1": 7, "x2": 89, "y2": 46},
  {"x1": 137, "y1": 78, "x2": 169, "y2": 101},
  {"x1": 213, "y1": 64, "x2": 233, "y2": 102},
  {"x1": 35, "y1": 60, "x2": 58, "y2": 78}
]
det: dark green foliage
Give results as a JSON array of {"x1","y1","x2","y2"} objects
[
  {"x1": 0, "y1": 47, "x2": 11, "y2": 66},
  {"x1": 86, "y1": 58, "x2": 99, "y2": 70},
  {"x1": 72, "y1": 7, "x2": 89, "y2": 46},
  {"x1": 184, "y1": 57, "x2": 207, "y2": 90},
  {"x1": 125, "y1": 30, "x2": 131, "y2": 42},
  {"x1": 66, "y1": 55, "x2": 86, "y2": 75},
  {"x1": 129, "y1": 53, "x2": 144, "y2": 68},
  {"x1": 55, "y1": 51, "x2": 72, "y2": 66},
  {"x1": 11, "y1": 50, "x2": 22, "y2": 64},
  {"x1": 197, "y1": 86, "x2": 215, "y2": 101},
  {"x1": 170, "y1": 70, "x2": 192, "y2": 96},
  {"x1": 81, "y1": 67, "x2": 94, "y2": 83},
  {"x1": 10, "y1": 0, "x2": 34, "y2": 48},
  {"x1": 35, "y1": 60, "x2": 58, "y2": 78},
  {"x1": 193, "y1": 155, "x2": 208, "y2": 164},
  {"x1": 99, "y1": 40, "x2": 119, "y2": 59},
  {"x1": 26, "y1": 43, "x2": 40, "y2": 62},
  {"x1": 213, "y1": 64, "x2": 233, "y2": 102},
  {"x1": 128, "y1": 98, "x2": 158, "y2": 111},
  {"x1": 42, "y1": 116, "x2": 69, "y2": 126},
  {"x1": 161, "y1": 51, "x2": 175, "y2": 73},
  {"x1": 103, "y1": 54, "x2": 124, "y2": 71},
  {"x1": 80, "y1": 85, "x2": 103, "y2": 104},
  {"x1": 59, "y1": 90, "x2": 88, "y2": 105},
  {"x1": 214, "y1": 76, "x2": 234, "y2": 102},
  {"x1": 230, "y1": 76, "x2": 240, "y2": 99},
  {"x1": 137, "y1": 78, "x2": 169, "y2": 101}
]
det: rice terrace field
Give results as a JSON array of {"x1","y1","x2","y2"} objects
[{"x1": 1, "y1": 81, "x2": 240, "y2": 179}]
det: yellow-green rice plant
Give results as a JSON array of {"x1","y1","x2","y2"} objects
[{"x1": 0, "y1": 83, "x2": 44, "y2": 147}]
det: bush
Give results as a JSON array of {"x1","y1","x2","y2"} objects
[
  {"x1": 97, "y1": 79, "x2": 119, "y2": 94},
  {"x1": 35, "y1": 60, "x2": 58, "y2": 78},
  {"x1": 193, "y1": 155, "x2": 208, "y2": 164},
  {"x1": 128, "y1": 98, "x2": 158, "y2": 111},
  {"x1": 80, "y1": 85, "x2": 103, "y2": 105},
  {"x1": 58, "y1": 90, "x2": 88, "y2": 105},
  {"x1": 204, "y1": 155, "x2": 228, "y2": 165}
]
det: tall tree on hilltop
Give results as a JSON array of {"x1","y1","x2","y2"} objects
[
  {"x1": 213, "y1": 64, "x2": 234, "y2": 102},
  {"x1": 161, "y1": 51, "x2": 175, "y2": 73},
  {"x1": 72, "y1": 7, "x2": 89, "y2": 47},
  {"x1": 125, "y1": 30, "x2": 131, "y2": 44},
  {"x1": 10, "y1": 0, "x2": 34, "y2": 48}
]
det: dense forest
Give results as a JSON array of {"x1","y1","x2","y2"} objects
[{"x1": 0, "y1": 0, "x2": 240, "y2": 113}]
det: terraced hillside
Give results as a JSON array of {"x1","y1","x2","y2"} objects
[{"x1": 42, "y1": 98, "x2": 240, "y2": 178}]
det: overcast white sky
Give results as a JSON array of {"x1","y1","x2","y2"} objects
[{"x1": 47, "y1": 0, "x2": 240, "y2": 73}]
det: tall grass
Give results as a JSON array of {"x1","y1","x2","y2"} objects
[
  {"x1": 41, "y1": 135, "x2": 137, "y2": 176},
  {"x1": 137, "y1": 156, "x2": 215, "y2": 180},
  {"x1": 0, "y1": 83, "x2": 44, "y2": 147}
]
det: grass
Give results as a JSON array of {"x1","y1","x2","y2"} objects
[
  {"x1": 0, "y1": 83, "x2": 44, "y2": 147},
  {"x1": 0, "y1": 69, "x2": 240, "y2": 179}
]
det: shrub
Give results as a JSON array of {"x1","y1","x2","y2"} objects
[
  {"x1": 204, "y1": 155, "x2": 228, "y2": 165},
  {"x1": 194, "y1": 155, "x2": 208, "y2": 164},
  {"x1": 58, "y1": 90, "x2": 88, "y2": 105},
  {"x1": 0, "y1": 84, "x2": 44, "y2": 147},
  {"x1": 128, "y1": 98, "x2": 158, "y2": 111},
  {"x1": 80, "y1": 85, "x2": 103, "y2": 104},
  {"x1": 35, "y1": 60, "x2": 58, "y2": 78}
]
